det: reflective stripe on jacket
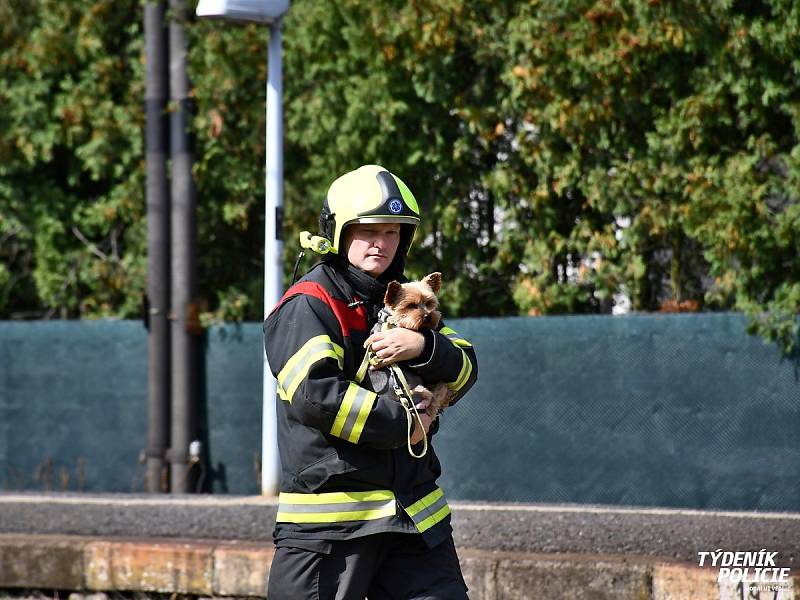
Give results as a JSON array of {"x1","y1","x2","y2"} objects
[{"x1": 276, "y1": 486, "x2": 451, "y2": 534}]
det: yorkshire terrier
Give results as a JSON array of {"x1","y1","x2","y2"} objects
[{"x1": 365, "y1": 272, "x2": 452, "y2": 417}]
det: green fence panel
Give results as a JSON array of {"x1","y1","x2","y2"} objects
[
  {"x1": 0, "y1": 321, "x2": 147, "y2": 492},
  {"x1": 0, "y1": 314, "x2": 797, "y2": 510},
  {"x1": 435, "y1": 314, "x2": 799, "y2": 511},
  {"x1": 201, "y1": 324, "x2": 263, "y2": 494}
]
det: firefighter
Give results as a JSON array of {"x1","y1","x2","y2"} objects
[{"x1": 264, "y1": 164, "x2": 478, "y2": 599}]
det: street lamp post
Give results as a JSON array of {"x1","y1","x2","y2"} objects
[{"x1": 196, "y1": 0, "x2": 289, "y2": 496}]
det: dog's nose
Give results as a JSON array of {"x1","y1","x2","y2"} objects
[{"x1": 423, "y1": 313, "x2": 431, "y2": 323}]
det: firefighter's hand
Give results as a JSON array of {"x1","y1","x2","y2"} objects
[
  {"x1": 364, "y1": 328, "x2": 425, "y2": 367},
  {"x1": 410, "y1": 411, "x2": 433, "y2": 445}
]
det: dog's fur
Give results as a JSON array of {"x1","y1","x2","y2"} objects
[{"x1": 367, "y1": 272, "x2": 452, "y2": 417}]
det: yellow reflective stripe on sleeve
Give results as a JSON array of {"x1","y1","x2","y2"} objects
[
  {"x1": 404, "y1": 487, "x2": 451, "y2": 533},
  {"x1": 277, "y1": 335, "x2": 344, "y2": 403},
  {"x1": 330, "y1": 385, "x2": 356, "y2": 438},
  {"x1": 439, "y1": 326, "x2": 472, "y2": 348},
  {"x1": 415, "y1": 504, "x2": 451, "y2": 533},
  {"x1": 277, "y1": 490, "x2": 397, "y2": 523},
  {"x1": 349, "y1": 385, "x2": 375, "y2": 442},
  {"x1": 446, "y1": 349, "x2": 472, "y2": 392},
  {"x1": 330, "y1": 383, "x2": 376, "y2": 443},
  {"x1": 406, "y1": 487, "x2": 443, "y2": 517}
]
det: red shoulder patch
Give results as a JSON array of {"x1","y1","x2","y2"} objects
[{"x1": 271, "y1": 282, "x2": 368, "y2": 337}]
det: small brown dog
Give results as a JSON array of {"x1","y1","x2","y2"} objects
[
  {"x1": 384, "y1": 272, "x2": 443, "y2": 331},
  {"x1": 366, "y1": 272, "x2": 452, "y2": 416}
]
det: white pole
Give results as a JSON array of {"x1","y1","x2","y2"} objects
[{"x1": 262, "y1": 19, "x2": 283, "y2": 496}]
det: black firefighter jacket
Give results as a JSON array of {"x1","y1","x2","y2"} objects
[{"x1": 263, "y1": 261, "x2": 478, "y2": 549}]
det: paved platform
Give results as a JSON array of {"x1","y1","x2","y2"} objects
[{"x1": 0, "y1": 493, "x2": 797, "y2": 599}]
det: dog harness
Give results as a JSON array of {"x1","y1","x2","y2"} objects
[{"x1": 358, "y1": 308, "x2": 429, "y2": 459}]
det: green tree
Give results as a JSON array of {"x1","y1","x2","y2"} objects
[
  {"x1": 1, "y1": 0, "x2": 798, "y2": 351},
  {"x1": 0, "y1": 0, "x2": 145, "y2": 317},
  {"x1": 496, "y1": 0, "x2": 799, "y2": 349}
]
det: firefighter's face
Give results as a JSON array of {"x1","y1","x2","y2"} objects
[{"x1": 343, "y1": 223, "x2": 401, "y2": 277}]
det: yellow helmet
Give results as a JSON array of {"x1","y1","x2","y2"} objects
[{"x1": 318, "y1": 165, "x2": 420, "y2": 255}]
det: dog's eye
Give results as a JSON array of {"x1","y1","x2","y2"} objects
[{"x1": 407, "y1": 303, "x2": 418, "y2": 309}]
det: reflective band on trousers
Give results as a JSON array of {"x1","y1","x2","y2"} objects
[
  {"x1": 276, "y1": 490, "x2": 397, "y2": 523},
  {"x1": 404, "y1": 487, "x2": 450, "y2": 533}
]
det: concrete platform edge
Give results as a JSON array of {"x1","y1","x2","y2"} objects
[{"x1": 0, "y1": 534, "x2": 796, "y2": 600}]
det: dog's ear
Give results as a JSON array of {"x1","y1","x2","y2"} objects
[
  {"x1": 384, "y1": 281, "x2": 404, "y2": 306},
  {"x1": 422, "y1": 272, "x2": 441, "y2": 295}
]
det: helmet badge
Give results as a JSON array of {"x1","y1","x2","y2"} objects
[{"x1": 388, "y1": 199, "x2": 403, "y2": 214}]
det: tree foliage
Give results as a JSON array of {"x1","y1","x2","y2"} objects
[
  {"x1": 0, "y1": 0, "x2": 145, "y2": 317},
  {"x1": 1, "y1": 0, "x2": 798, "y2": 350}
]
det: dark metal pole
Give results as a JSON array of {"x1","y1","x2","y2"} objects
[
  {"x1": 144, "y1": 0, "x2": 170, "y2": 494},
  {"x1": 169, "y1": 0, "x2": 197, "y2": 494}
]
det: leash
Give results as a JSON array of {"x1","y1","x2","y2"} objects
[
  {"x1": 389, "y1": 359, "x2": 428, "y2": 459},
  {"x1": 356, "y1": 310, "x2": 428, "y2": 459}
]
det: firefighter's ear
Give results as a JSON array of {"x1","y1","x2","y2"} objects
[
  {"x1": 422, "y1": 272, "x2": 441, "y2": 295},
  {"x1": 384, "y1": 281, "x2": 404, "y2": 306}
]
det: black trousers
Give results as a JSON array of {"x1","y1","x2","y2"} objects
[{"x1": 267, "y1": 532, "x2": 469, "y2": 600}]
